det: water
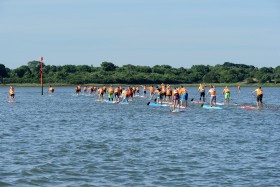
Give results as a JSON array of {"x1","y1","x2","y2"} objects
[{"x1": 1, "y1": 86, "x2": 280, "y2": 186}]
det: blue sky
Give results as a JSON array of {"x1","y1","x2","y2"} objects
[{"x1": 1, "y1": 0, "x2": 280, "y2": 69}]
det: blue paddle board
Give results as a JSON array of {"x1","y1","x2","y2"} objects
[
  {"x1": 202, "y1": 105, "x2": 222, "y2": 109},
  {"x1": 119, "y1": 102, "x2": 129, "y2": 105},
  {"x1": 148, "y1": 103, "x2": 168, "y2": 107}
]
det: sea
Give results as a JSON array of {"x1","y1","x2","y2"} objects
[{"x1": 1, "y1": 86, "x2": 280, "y2": 186}]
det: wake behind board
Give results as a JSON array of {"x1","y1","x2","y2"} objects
[
  {"x1": 202, "y1": 105, "x2": 222, "y2": 110},
  {"x1": 7, "y1": 100, "x2": 17, "y2": 103}
]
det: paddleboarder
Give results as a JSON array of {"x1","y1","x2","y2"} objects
[
  {"x1": 166, "y1": 85, "x2": 172, "y2": 102},
  {"x1": 9, "y1": 86, "x2": 15, "y2": 102},
  {"x1": 142, "y1": 85, "x2": 147, "y2": 98},
  {"x1": 75, "y1": 85, "x2": 81, "y2": 95},
  {"x1": 222, "y1": 86, "x2": 230, "y2": 104},
  {"x1": 149, "y1": 85, "x2": 155, "y2": 99},
  {"x1": 252, "y1": 87, "x2": 263, "y2": 108},
  {"x1": 181, "y1": 89, "x2": 188, "y2": 107},
  {"x1": 122, "y1": 88, "x2": 128, "y2": 102},
  {"x1": 172, "y1": 88, "x2": 180, "y2": 111},
  {"x1": 198, "y1": 83, "x2": 205, "y2": 102},
  {"x1": 208, "y1": 85, "x2": 216, "y2": 107},
  {"x1": 114, "y1": 86, "x2": 120, "y2": 102},
  {"x1": 108, "y1": 85, "x2": 114, "y2": 101},
  {"x1": 98, "y1": 87, "x2": 104, "y2": 101},
  {"x1": 49, "y1": 85, "x2": 54, "y2": 94},
  {"x1": 83, "y1": 86, "x2": 87, "y2": 94}
]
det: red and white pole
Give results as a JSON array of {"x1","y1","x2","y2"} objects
[{"x1": 40, "y1": 57, "x2": 43, "y2": 95}]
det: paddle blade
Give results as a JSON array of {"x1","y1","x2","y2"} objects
[{"x1": 191, "y1": 98, "x2": 194, "y2": 101}]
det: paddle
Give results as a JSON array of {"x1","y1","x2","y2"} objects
[
  {"x1": 147, "y1": 101, "x2": 150, "y2": 105},
  {"x1": 191, "y1": 91, "x2": 199, "y2": 101}
]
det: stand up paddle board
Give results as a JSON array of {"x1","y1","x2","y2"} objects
[
  {"x1": 240, "y1": 106, "x2": 258, "y2": 110},
  {"x1": 202, "y1": 105, "x2": 222, "y2": 109},
  {"x1": 95, "y1": 99, "x2": 104, "y2": 102},
  {"x1": 192, "y1": 101, "x2": 206, "y2": 104},
  {"x1": 104, "y1": 100, "x2": 120, "y2": 104},
  {"x1": 148, "y1": 103, "x2": 168, "y2": 107},
  {"x1": 119, "y1": 102, "x2": 129, "y2": 105},
  {"x1": 170, "y1": 108, "x2": 186, "y2": 112}
]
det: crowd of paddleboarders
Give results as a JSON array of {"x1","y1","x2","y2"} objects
[
  {"x1": 70, "y1": 83, "x2": 263, "y2": 110},
  {"x1": 7, "y1": 84, "x2": 264, "y2": 109}
]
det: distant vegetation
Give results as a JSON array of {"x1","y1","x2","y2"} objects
[{"x1": 0, "y1": 61, "x2": 279, "y2": 85}]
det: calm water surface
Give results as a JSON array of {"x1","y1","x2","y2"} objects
[{"x1": 0, "y1": 86, "x2": 280, "y2": 186}]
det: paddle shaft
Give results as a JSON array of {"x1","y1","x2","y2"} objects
[{"x1": 191, "y1": 91, "x2": 199, "y2": 101}]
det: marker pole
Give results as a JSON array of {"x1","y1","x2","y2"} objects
[{"x1": 40, "y1": 57, "x2": 43, "y2": 95}]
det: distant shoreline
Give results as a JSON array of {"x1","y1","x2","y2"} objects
[{"x1": 1, "y1": 83, "x2": 279, "y2": 87}]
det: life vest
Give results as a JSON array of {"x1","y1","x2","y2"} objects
[
  {"x1": 127, "y1": 89, "x2": 132, "y2": 96},
  {"x1": 166, "y1": 89, "x2": 171, "y2": 95},
  {"x1": 257, "y1": 88, "x2": 263, "y2": 95},
  {"x1": 122, "y1": 90, "x2": 127, "y2": 96},
  {"x1": 199, "y1": 85, "x2": 205, "y2": 91},
  {"x1": 108, "y1": 87, "x2": 114, "y2": 94},
  {"x1": 210, "y1": 88, "x2": 216, "y2": 96},
  {"x1": 179, "y1": 88, "x2": 185, "y2": 95},
  {"x1": 9, "y1": 89, "x2": 14, "y2": 95},
  {"x1": 98, "y1": 88, "x2": 104, "y2": 94},
  {"x1": 150, "y1": 87, "x2": 154, "y2": 93},
  {"x1": 224, "y1": 88, "x2": 230, "y2": 93}
]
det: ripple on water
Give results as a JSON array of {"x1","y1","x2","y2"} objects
[{"x1": 1, "y1": 87, "x2": 280, "y2": 186}]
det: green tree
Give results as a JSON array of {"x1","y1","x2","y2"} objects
[
  {"x1": 0, "y1": 64, "x2": 8, "y2": 78},
  {"x1": 13, "y1": 65, "x2": 32, "y2": 78},
  {"x1": 28, "y1": 61, "x2": 44, "y2": 77},
  {"x1": 62, "y1": 65, "x2": 77, "y2": 73},
  {"x1": 101, "y1": 62, "x2": 117, "y2": 71},
  {"x1": 273, "y1": 66, "x2": 280, "y2": 83},
  {"x1": 259, "y1": 74, "x2": 271, "y2": 83},
  {"x1": 203, "y1": 71, "x2": 219, "y2": 83}
]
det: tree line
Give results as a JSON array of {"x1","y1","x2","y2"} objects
[{"x1": 0, "y1": 61, "x2": 279, "y2": 85}]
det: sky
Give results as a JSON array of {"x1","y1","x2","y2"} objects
[{"x1": 0, "y1": 0, "x2": 280, "y2": 69}]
